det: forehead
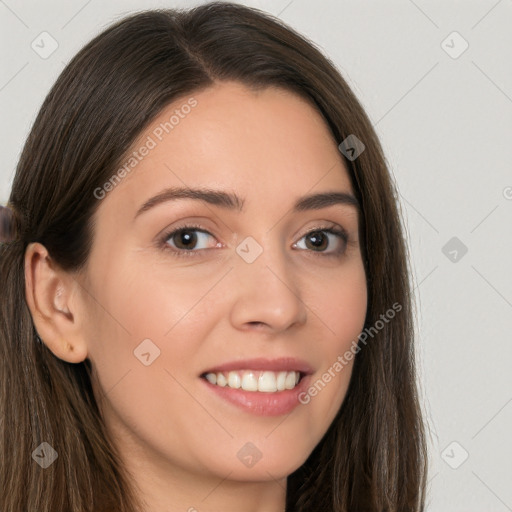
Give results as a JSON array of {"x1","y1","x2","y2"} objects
[{"x1": 97, "y1": 81, "x2": 354, "y2": 216}]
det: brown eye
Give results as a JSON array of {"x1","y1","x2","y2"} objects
[
  {"x1": 163, "y1": 226, "x2": 217, "y2": 253},
  {"x1": 294, "y1": 227, "x2": 348, "y2": 257},
  {"x1": 304, "y1": 231, "x2": 329, "y2": 251},
  {"x1": 172, "y1": 229, "x2": 199, "y2": 250}
]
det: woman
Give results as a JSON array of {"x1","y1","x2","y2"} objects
[{"x1": 0, "y1": 2, "x2": 428, "y2": 511}]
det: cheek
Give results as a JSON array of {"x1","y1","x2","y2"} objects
[
  {"x1": 82, "y1": 262, "x2": 217, "y2": 468},
  {"x1": 83, "y1": 256, "x2": 219, "y2": 412},
  {"x1": 300, "y1": 261, "x2": 367, "y2": 425},
  {"x1": 85, "y1": 247, "x2": 215, "y2": 348},
  {"x1": 314, "y1": 259, "x2": 368, "y2": 346}
]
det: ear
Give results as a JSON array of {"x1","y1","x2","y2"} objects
[{"x1": 24, "y1": 242, "x2": 88, "y2": 364}]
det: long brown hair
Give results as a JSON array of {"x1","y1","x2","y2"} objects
[{"x1": 0, "y1": 2, "x2": 428, "y2": 510}]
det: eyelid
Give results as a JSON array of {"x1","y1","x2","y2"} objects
[{"x1": 294, "y1": 221, "x2": 348, "y2": 242}]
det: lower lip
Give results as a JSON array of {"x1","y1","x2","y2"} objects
[{"x1": 200, "y1": 374, "x2": 312, "y2": 416}]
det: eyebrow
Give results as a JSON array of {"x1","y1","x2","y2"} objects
[{"x1": 134, "y1": 186, "x2": 360, "y2": 219}]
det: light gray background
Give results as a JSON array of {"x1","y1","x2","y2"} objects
[{"x1": 1, "y1": 1, "x2": 511, "y2": 510}]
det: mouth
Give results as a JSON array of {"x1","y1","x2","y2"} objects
[
  {"x1": 200, "y1": 370, "x2": 313, "y2": 417},
  {"x1": 198, "y1": 357, "x2": 314, "y2": 415},
  {"x1": 200, "y1": 369, "x2": 306, "y2": 393}
]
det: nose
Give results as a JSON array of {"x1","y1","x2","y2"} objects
[{"x1": 229, "y1": 240, "x2": 308, "y2": 334}]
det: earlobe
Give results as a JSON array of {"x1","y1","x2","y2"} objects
[{"x1": 24, "y1": 242, "x2": 88, "y2": 364}]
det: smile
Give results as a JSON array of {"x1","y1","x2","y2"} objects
[{"x1": 202, "y1": 370, "x2": 302, "y2": 393}]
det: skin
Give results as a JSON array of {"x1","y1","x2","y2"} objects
[{"x1": 25, "y1": 81, "x2": 368, "y2": 512}]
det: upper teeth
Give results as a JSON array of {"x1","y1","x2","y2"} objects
[{"x1": 204, "y1": 370, "x2": 301, "y2": 392}]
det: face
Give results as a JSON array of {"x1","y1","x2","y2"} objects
[{"x1": 77, "y1": 81, "x2": 367, "y2": 492}]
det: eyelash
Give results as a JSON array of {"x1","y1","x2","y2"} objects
[{"x1": 159, "y1": 222, "x2": 350, "y2": 260}]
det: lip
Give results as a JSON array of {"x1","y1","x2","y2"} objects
[
  {"x1": 201, "y1": 372, "x2": 313, "y2": 416},
  {"x1": 200, "y1": 357, "x2": 315, "y2": 376}
]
